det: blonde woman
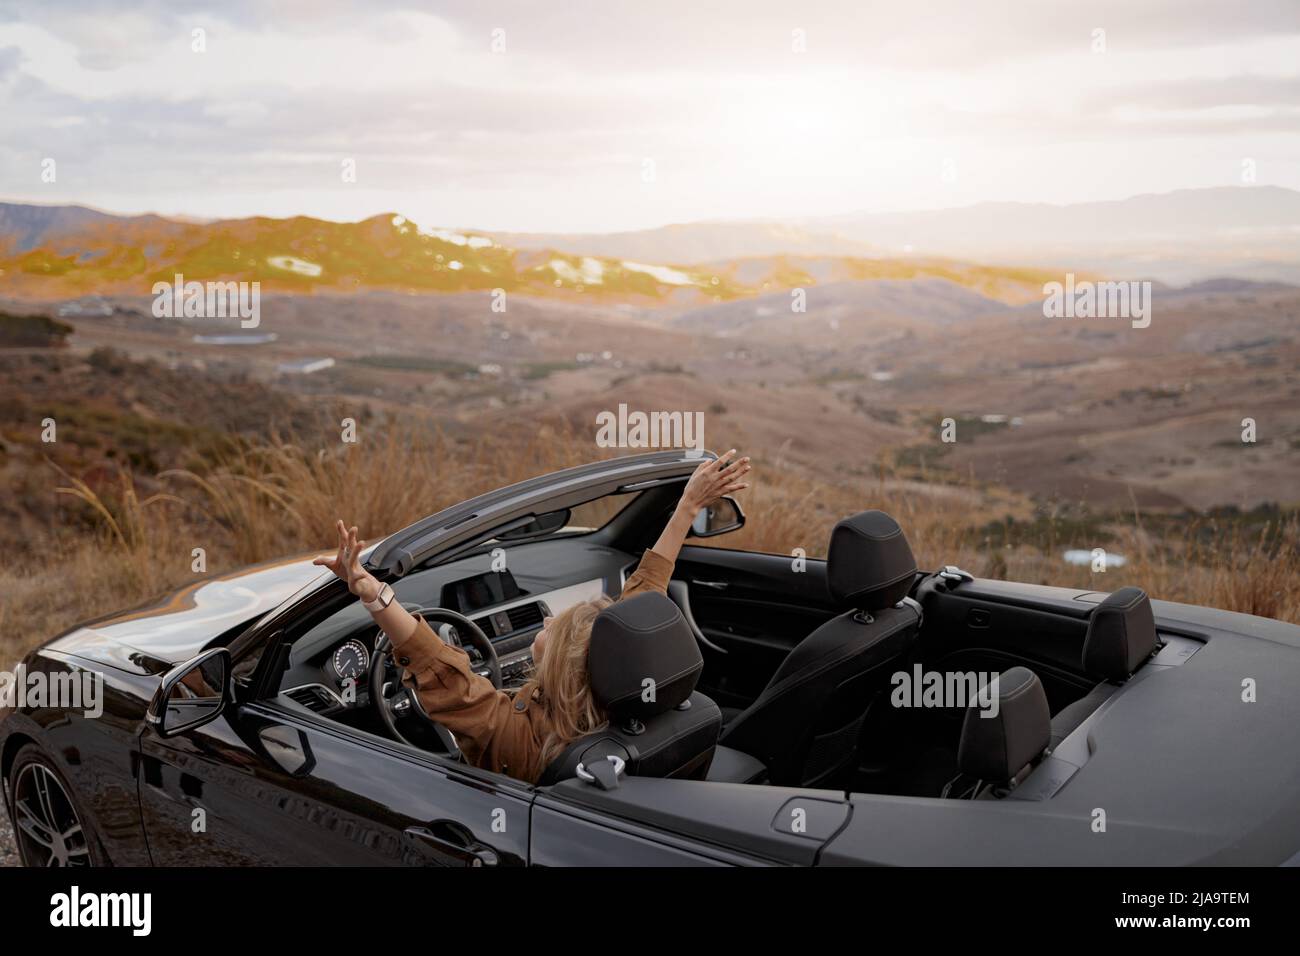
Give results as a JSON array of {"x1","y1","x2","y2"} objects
[{"x1": 316, "y1": 451, "x2": 751, "y2": 783}]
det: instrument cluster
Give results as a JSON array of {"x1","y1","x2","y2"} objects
[{"x1": 330, "y1": 638, "x2": 370, "y2": 683}]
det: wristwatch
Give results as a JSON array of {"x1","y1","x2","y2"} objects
[{"x1": 362, "y1": 582, "x2": 396, "y2": 612}]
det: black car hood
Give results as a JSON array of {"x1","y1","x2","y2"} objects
[{"x1": 44, "y1": 556, "x2": 325, "y2": 675}]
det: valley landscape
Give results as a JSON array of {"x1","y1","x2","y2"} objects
[{"x1": 2, "y1": 191, "x2": 1299, "y2": 668}]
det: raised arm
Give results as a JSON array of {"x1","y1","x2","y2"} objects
[
  {"x1": 314, "y1": 520, "x2": 419, "y2": 642},
  {"x1": 652, "y1": 450, "x2": 751, "y2": 564},
  {"x1": 621, "y1": 450, "x2": 751, "y2": 598}
]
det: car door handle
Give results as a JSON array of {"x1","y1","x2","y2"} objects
[
  {"x1": 405, "y1": 824, "x2": 499, "y2": 867},
  {"x1": 692, "y1": 580, "x2": 729, "y2": 590},
  {"x1": 257, "y1": 723, "x2": 315, "y2": 777}
]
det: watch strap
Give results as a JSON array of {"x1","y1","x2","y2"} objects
[{"x1": 363, "y1": 582, "x2": 395, "y2": 612}]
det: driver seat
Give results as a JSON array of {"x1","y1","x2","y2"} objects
[{"x1": 537, "y1": 592, "x2": 721, "y2": 786}]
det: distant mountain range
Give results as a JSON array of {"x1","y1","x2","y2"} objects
[
  {"x1": 1, "y1": 186, "x2": 1297, "y2": 304},
  {"x1": 487, "y1": 221, "x2": 882, "y2": 263},
  {"x1": 810, "y1": 186, "x2": 1300, "y2": 284},
  {"x1": 493, "y1": 187, "x2": 1300, "y2": 285},
  {"x1": 0, "y1": 203, "x2": 184, "y2": 252},
  {"x1": 0, "y1": 202, "x2": 1055, "y2": 307}
]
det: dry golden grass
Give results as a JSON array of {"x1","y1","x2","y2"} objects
[
  {"x1": 710, "y1": 459, "x2": 1300, "y2": 623},
  {"x1": 0, "y1": 422, "x2": 596, "y2": 666},
  {"x1": 158, "y1": 421, "x2": 603, "y2": 563},
  {"x1": 2, "y1": 422, "x2": 1297, "y2": 669}
]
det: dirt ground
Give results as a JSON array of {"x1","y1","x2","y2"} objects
[{"x1": 0, "y1": 812, "x2": 18, "y2": 867}]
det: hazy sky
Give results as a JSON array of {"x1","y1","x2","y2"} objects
[{"x1": 2, "y1": 0, "x2": 1299, "y2": 232}]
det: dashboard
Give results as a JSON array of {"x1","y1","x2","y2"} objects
[{"x1": 277, "y1": 538, "x2": 630, "y2": 717}]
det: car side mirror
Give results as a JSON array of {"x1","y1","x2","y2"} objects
[
  {"x1": 147, "y1": 648, "x2": 231, "y2": 737},
  {"x1": 688, "y1": 495, "x2": 746, "y2": 538}
]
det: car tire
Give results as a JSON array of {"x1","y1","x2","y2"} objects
[{"x1": 8, "y1": 743, "x2": 111, "y2": 867}]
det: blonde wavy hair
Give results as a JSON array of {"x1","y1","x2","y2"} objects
[{"x1": 520, "y1": 596, "x2": 613, "y2": 768}]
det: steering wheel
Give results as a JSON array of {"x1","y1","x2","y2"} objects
[{"x1": 369, "y1": 607, "x2": 501, "y2": 758}]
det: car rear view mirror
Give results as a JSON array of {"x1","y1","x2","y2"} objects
[
  {"x1": 495, "y1": 508, "x2": 572, "y2": 541},
  {"x1": 147, "y1": 647, "x2": 231, "y2": 737},
  {"x1": 688, "y1": 495, "x2": 746, "y2": 538}
]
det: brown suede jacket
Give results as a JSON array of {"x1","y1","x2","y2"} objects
[{"x1": 388, "y1": 548, "x2": 674, "y2": 784}]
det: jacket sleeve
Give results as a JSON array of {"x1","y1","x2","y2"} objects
[
  {"x1": 618, "y1": 547, "x2": 674, "y2": 600},
  {"x1": 387, "y1": 615, "x2": 543, "y2": 780}
]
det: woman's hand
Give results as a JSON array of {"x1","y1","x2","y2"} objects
[
  {"x1": 314, "y1": 520, "x2": 381, "y2": 604},
  {"x1": 315, "y1": 520, "x2": 421, "y2": 645},
  {"x1": 679, "y1": 449, "x2": 751, "y2": 515},
  {"x1": 644, "y1": 448, "x2": 752, "y2": 566}
]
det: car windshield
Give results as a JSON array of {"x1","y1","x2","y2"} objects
[{"x1": 556, "y1": 491, "x2": 639, "y2": 535}]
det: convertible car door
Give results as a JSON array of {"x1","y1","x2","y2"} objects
[
  {"x1": 531, "y1": 777, "x2": 850, "y2": 866},
  {"x1": 671, "y1": 546, "x2": 839, "y2": 710},
  {"x1": 138, "y1": 701, "x2": 531, "y2": 865}
]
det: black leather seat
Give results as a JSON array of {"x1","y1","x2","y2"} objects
[
  {"x1": 1049, "y1": 587, "x2": 1158, "y2": 749},
  {"x1": 705, "y1": 745, "x2": 769, "y2": 784},
  {"x1": 537, "y1": 592, "x2": 721, "y2": 786},
  {"x1": 718, "y1": 510, "x2": 922, "y2": 788},
  {"x1": 946, "y1": 666, "x2": 1051, "y2": 799}
]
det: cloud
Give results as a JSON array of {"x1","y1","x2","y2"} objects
[
  {"x1": 1, "y1": 0, "x2": 1298, "y2": 230},
  {"x1": 0, "y1": 43, "x2": 19, "y2": 78},
  {"x1": 1090, "y1": 74, "x2": 1300, "y2": 111}
]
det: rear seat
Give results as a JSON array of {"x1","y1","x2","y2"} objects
[
  {"x1": 1049, "y1": 586, "x2": 1159, "y2": 749},
  {"x1": 945, "y1": 666, "x2": 1051, "y2": 799}
]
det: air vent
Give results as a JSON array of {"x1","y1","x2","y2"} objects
[
  {"x1": 506, "y1": 602, "x2": 544, "y2": 632},
  {"x1": 286, "y1": 685, "x2": 334, "y2": 713}
]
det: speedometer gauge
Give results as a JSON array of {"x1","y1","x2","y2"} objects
[{"x1": 332, "y1": 640, "x2": 370, "y2": 681}]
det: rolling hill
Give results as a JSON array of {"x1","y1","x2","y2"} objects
[
  {"x1": 672, "y1": 277, "x2": 1012, "y2": 343},
  {"x1": 0, "y1": 202, "x2": 1059, "y2": 307}
]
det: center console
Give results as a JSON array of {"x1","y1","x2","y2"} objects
[{"x1": 441, "y1": 571, "x2": 607, "y2": 687}]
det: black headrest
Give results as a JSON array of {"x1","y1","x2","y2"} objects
[
  {"x1": 588, "y1": 592, "x2": 703, "y2": 723},
  {"x1": 1083, "y1": 587, "x2": 1157, "y2": 682},
  {"x1": 957, "y1": 667, "x2": 1050, "y2": 784},
  {"x1": 826, "y1": 510, "x2": 918, "y2": 611}
]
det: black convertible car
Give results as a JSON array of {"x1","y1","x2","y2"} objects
[{"x1": 4, "y1": 450, "x2": 1299, "y2": 866}]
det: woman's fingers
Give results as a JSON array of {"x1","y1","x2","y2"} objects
[
  {"x1": 351, "y1": 528, "x2": 368, "y2": 576},
  {"x1": 715, "y1": 459, "x2": 751, "y2": 491},
  {"x1": 716, "y1": 454, "x2": 747, "y2": 479},
  {"x1": 717, "y1": 452, "x2": 748, "y2": 476},
  {"x1": 332, "y1": 521, "x2": 346, "y2": 566},
  {"x1": 685, "y1": 450, "x2": 750, "y2": 512},
  {"x1": 346, "y1": 526, "x2": 361, "y2": 572}
]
